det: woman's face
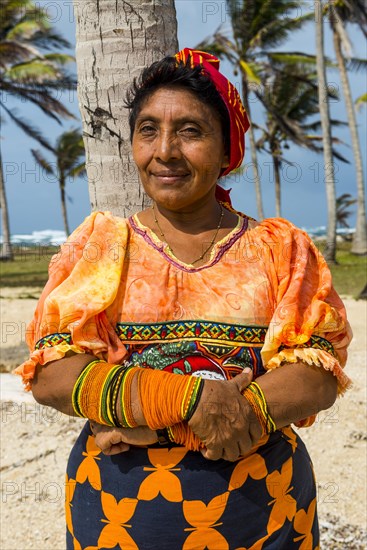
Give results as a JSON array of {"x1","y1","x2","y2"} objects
[{"x1": 132, "y1": 86, "x2": 229, "y2": 211}]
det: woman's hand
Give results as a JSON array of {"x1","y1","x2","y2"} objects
[
  {"x1": 188, "y1": 368, "x2": 261, "y2": 462},
  {"x1": 90, "y1": 423, "x2": 158, "y2": 455}
]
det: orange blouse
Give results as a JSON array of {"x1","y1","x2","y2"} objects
[{"x1": 16, "y1": 209, "x2": 352, "y2": 416}]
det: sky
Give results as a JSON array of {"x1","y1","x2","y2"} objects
[{"x1": 1, "y1": 0, "x2": 366, "y2": 235}]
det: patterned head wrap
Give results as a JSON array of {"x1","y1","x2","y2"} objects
[{"x1": 174, "y1": 48, "x2": 250, "y2": 204}]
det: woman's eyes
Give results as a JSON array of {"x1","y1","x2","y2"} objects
[
  {"x1": 138, "y1": 125, "x2": 201, "y2": 136},
  {"x1": 139, "y1": 125, "x2": 156, "y2": 134},
  {"x1": 180, "y1": 127, "x2": 200, "y2": 136}
]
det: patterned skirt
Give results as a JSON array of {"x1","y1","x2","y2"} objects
[{"x1": 66, "y1": 423, "x2": 319, "y2": 550}]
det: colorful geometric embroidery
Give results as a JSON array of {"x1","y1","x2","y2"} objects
[
  {"x1": 35, "y1": 332, "x2": 72, "y2": 350},
  {"x1": 115, "y1": 321, "x2": 267, "y2": 346},
  {"x1": 283, "y1": 335, "x2": 336, "y2": 357},
  {"x1": 34, "y1": 323, "x2": 336, "y2": 359}
]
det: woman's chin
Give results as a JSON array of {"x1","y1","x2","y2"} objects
[{"x1": 146, "y1": 187, "x2": 217, "y2": 212}]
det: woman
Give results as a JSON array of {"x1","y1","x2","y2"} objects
[{"x1": 16, "y1": 49, "x2": 352, "y2": 550}]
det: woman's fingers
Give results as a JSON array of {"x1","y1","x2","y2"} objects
[
  {"x1": 103, "y1": 442, "x2": 130, "y2": 456},
  {"x1": 230, "y1": 367, "x2": 253, "y2": 392},
  {"x1": 94, "y1": 431, "x2": 125, "y2": 453},
  {"x1": 201, "y1": 440, "x2": 245, "y2": 462},
  {"x1": 221, "y1": 445, "x2": 241, "y2": 462},
  {"x1": 188, "y1": 375, "x2": 259, "y2": 461},
  {"x1": 91, "y1": 424, "x2": 159, "y2": 451},
  {"x1": 201, "y1": 446, "x2": 223, "y2": 461}
]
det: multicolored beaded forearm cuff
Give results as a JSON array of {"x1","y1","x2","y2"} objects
[
  {"x1": 72, "y1": 360, "x2": 205, "y2": 430},
  {"x1": 72, "y1": 360, "x2": 139, "y2": 428}
]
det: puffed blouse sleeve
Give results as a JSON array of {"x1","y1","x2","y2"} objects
[
  {"x1": 257, "y1": 219, "x2": 352, "y2": 423},
  {"x1": 14, "y1": 211, "x2": 130, "y2": 390}
]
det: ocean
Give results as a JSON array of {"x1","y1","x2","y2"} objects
[{"x1": 0, "y1": 226, "x2": 355, "y2": 246}]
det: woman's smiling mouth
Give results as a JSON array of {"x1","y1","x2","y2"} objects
[{"x1": 151, "y1": 171, "x2": 190, "y2": 183}]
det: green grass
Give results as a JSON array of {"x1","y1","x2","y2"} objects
[
  {"x1": 327, "y1": 242, "x2": 367, "y2": 298},
  {"x1": 1, "y1": 241, "x2": 366, "y2": 297},
  {"x1": 0, "y1": 246, "x2": 57, "y2": 288}
]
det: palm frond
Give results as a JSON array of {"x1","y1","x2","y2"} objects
[
  {"x1": 0, "y1": 82, "x2": 75, "y2": 122},
  {"x1": 0, "y1": 40, "x2": 39, "y2": 67},
  {"x1": 29, "y1": 31, "x2": 71, "y2": 51},
  {"x1": 6, "y1": 20, "x2": 47, "y2": 42},
  {"x1": 43, "y1": 53, "x2": 75, "y2": 66},
  {"x1": 331, "y1": 148, "x2": 350, "y2": 163},
  {"x1": 239, "y1": 60, "x2": 261, "y2": 83},
  {"x1": 267, "y1": 52, "x2": 317, "y2": 65},
  {"x1": 4, "y1": 60, "x2": 63, "y2": 83},
  {"x1": 1, "y1": 1, "x2": 70, "y2": 48},
  {"x1": 31, "y1": 148, "x2": 55, "y2": 174},
  {"x1": 325, "y1": 0, "x2": 367, "y2": 37},
  {"x1": 336, "y1": 193, "x2": 357, "y2": 228},
  {"x1": 68, "y1": 162, "x2": 86, "y2": 178},
  {"x1": 355, "y1": 92, "x2": 367, "y2": 110},
  {"x1": 346, "y1": 57, "x2": 367, "y2": 72},
  {"x1": 55, "y1": 128, "x2": 86, "y2": 175},
  {"x1": 0, "y1": 1, "x2": 38, "y2": 34},
  {"x1": 195, "y1": 31, "x2": 238, "y2": 64},
  {"x1": 0, "y1": 103, "x2": 55, "y2": 151},
  {"x1": 249, "y1": 12, "x2": 314, "y2": 50}
]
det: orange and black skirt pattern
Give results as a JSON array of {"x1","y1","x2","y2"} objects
[{"x1": 66, "y1": 423, "x2": 319, "y2": 550}]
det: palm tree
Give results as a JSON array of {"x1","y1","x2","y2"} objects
[
  {"x1": 315, "y1": 0, "x2": 338, "y2": 263},
  {"x1": 73, "y1": 0, "x2": 178, "y2": 217},
  {"x1": 198, "y1": 0, "x2": 313, "y2": 220},
  {"x1": 326, "y1": 0, "x2": 367, "y2": 254},
  {"x1": 255, "y1": 61, "x2": 348, "y2": 216},
  {"x1": 0, "y1": 0, "x2": 76, "y2": 259},
  {"x1": 336, "y1": 193, "x2": 357, "y2": 232},
  {"x1": 31, "y1": 129, "x2": 86, "y2": 237}
]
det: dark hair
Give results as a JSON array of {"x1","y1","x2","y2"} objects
[{"x1": 124, "y1": 56, "x2": 230, "y2": 155}]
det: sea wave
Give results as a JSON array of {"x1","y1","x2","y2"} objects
[
  {"x1": 1, "y1": 226, "x2": 355, "y2": 246},
  {"x1": 301, "y1": 226, "x2": 355, "y2": 238},
  {"x1": 1, "y1": 229, "x2": 66, "y2": 246}
]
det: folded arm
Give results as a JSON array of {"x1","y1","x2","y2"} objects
[{"x1": 31, "y1": 352, "x2": 337, "y2": 461}]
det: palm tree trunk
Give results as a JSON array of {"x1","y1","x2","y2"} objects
[
  {"x1": 0, "y1": 147, "x2": 13, "y2": 261},
  {"x1": 315, "y1": 0, "x2": 337, "y2": 263},
  {"x1": 273, "y1": 154, "x2": 282, "y2": 218},
  {"x1": 59, "y1": 175, "x2": 70, "y2": 237},
  {"x1": 73, "y1": 0, "x2": 178, "y2": 216},
  {"x1": 242, "y1": 76, "x2": 265, "y2": 220},
  {"x1": 333, "y1": 28, "x2": 367, "y2": 255}
]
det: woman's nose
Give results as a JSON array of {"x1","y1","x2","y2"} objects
[{"x1": 154, "y1": 131, "x2": 181, "y2": 161}]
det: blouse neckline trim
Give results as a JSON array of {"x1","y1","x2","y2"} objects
[{"x1": 128, "y1": 204, "x2": 248, "y2": 273}]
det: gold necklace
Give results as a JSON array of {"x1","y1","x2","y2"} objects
[{"x1": 152, "y1": 203, "x2": 224, "y2": 265}]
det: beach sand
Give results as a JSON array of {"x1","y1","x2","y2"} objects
[{"x1": 0, "y1": 288, "x2": 366, "y2": 549}]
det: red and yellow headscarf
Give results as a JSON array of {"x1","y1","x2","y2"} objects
[{"x1": 175, "y1": 48, "x2": 250, "y2": 204}]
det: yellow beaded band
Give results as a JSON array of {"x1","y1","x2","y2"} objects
[
  {"x1": 72, "y1": 360, "x2": 101, "y2": 419},
  {"x1": 242, "y1": 381, "x2": 276, "y2": 435}
]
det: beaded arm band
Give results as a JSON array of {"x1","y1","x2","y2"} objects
[
  {"x1": 72, "y1": 360, "x2": 138, "y2": 427},
  {"x1": 72, "y1": 359, "x2": 204, "y2": 430},
  {"x1": 137, "y1": 367, "x2": 204, "y2": 430},
  {"x1": 242, "y1": 381, "x2": 276, "y2": 435}
]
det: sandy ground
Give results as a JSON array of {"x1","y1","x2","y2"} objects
[{"x1": 0, "y1": 287, "x2": 366, "y2": 549}]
